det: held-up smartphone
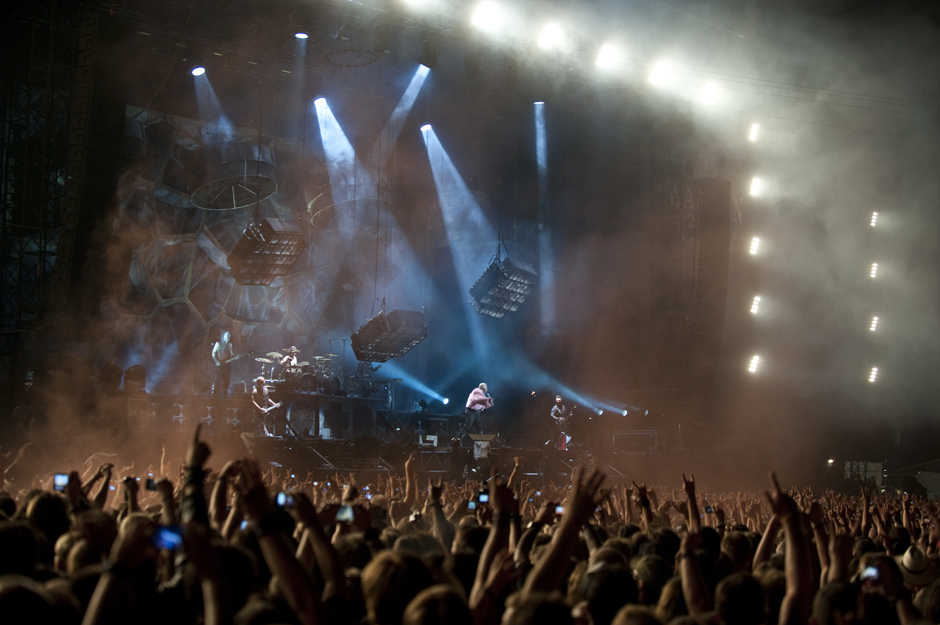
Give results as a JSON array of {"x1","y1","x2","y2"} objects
[
  {"x1": 365, "y1": 493, "x2": 372, "y2": 500},
  {"x1": 860, "y1": 566, "x2": 879, "y2": 581},
  {"x1": 555, "y1": 505, "x2": 564, "y2": 515},
  {"x1": 146, "y1": 478, "x2": 157, "y2": 491},
  {"x1": 528, "y1": 498, "x2": 534, "y2": 502},
  {"x1": 276, "y1": 492, "x2": 294, "y2": 507},
  {"x1": 478, "y1": 493, "x2": 490, "y2": 503},
  {"x1": 468, "y1": 501, "x2": 477, "y2": 510},
  {"x1": 704, "y1": 505, "x2": 714, "y2": 514},
  {"x1": 152, "y1": 526, "x2": 184, "y2": 550},
  {"x1": 335, "y1": 505, "x2": 354, "y2": 522},
  {"x1": 53, "y1": 473, "x2": 69, "y2": 492}
]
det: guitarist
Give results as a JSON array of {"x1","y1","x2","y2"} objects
[
  {"x1": 251, "y1": 376, "x2": 278, "y2": 435},
  {"x1": 550, "y1": 395, "x2": 571, "y2": 451},
  {"x1": 211, "y1": 331, "x2": 235, "y2": 397}
]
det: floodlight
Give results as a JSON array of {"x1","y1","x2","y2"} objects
[
  {"x1": 472, "y1": 2, "x2": 500, "y2": 29},
  {"x1": 870, "y1": 316, "x2": 878, "y2": 331},
  {"x1": 420, "y1": 124, "x2": 431, "y2": 132},
  {"x1": 749, "y1": 177, "x2": 762, "y2": 196},
  {"x1": 870, "y1": 212, "x2": 878, "y2": 227},
  {"x1": 748, "y1": 355, "x2": 760, "y2": 373},
  {"x1": 649, "y1": 62, "x2": 670, "y2": 85},
  {"x1": 749, "y1": 123, "x2": 759, "y2": 141},
  {"x1": 469, "y1": 253, "x2": 538, "y2": 318},
  {"x1": 870, "y1": 263, "x2": 878, "y2": 278},
  {"x1": 314, "y1": 97, "x2": 326, "y2": 106},
  {"x1": 443, "y1": 398, "x2": 449, "y2": 405},
  {"x1": 749, "y1": 237, "x2": 760, "y2": 254},
  {"x1": 294, "y1": 32, "x2": 309, "y2": 39},
  {"x1": 596, "y1": 44, "x2": 616, "y2": 68},
  {"x1": 828, "y1": 459, "x2": 834, "y2": 465},
  {"x1": 538, "y1": 24, "x2": 563, "y2": 49},
  {"x1": 750, "y1": 296, "x2": 761, "y2": 314},
  {"x1": 622, "y1": 409, "x2": 628, "y2": 416},
  {"x1": 701, "y1": 82, "x2": 719, "y2": 104},
  {"x1": 191, "y1": 66, "x2": 206, "y2": 76},
  {"x1": 869, "y1": 367, "x2": 878, "y2": 383}
]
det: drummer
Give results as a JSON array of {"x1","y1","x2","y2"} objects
[{"x1": 280, "y1": 346, "x2": 300, "y2": 369}]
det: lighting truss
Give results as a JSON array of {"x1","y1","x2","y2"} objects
[
  {"x1": 227, "y1": 218, "x2": 306, "y2": 286},
  {"x1": 469, "y1": 252, "x2": 538, "y2": 319},
  {"x1": 351, "y1": 309, "x2": 428, "y2": 363}
]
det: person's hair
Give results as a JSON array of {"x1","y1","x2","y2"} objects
[
  {"x1": 0, "y1": 520, "x2": 39, "y2": 576},
  {"x1": 611, "y1": 605, "x2": 665, "y2": 625},
  {"x1": 402, "y1": 585, "x2": 472, "y2": 625},
  {"x1": 813, "y1": 581, "x2": 859, "y2": 625},
  {"x1": 715, "y1": 572, "x2": 764, "y2": 625},
  {"x1": 579, "y1": 565, "x2": 638, "y2": 625},
  {"x1": 760, "y1": 569, "x2": 786, "y2": 625},
  {"x1": 721, "y1": 531, "x2": 753, "y2": 571},
  {"x1": 26, "y1": 492, "x2": 70, "y2": 564},
  {"x1": 478, "y1": 383, "x2": 487, "y2": 391},
  {"x1": 67, "y1": 538, "x2": 102, "y2": 575},
  {"x1": 654, "y1": 576, "x2": 687, "y2": 623},
  {"x1": 361, "y1": 550, "x2": 435, "y2": 625},
  {"x1": 632, "y1": 555, "x2": 672, "y2": 605},
  {"x1": 444, "y1": 550, "x2": 480, "y2": 599},
  {"x1": 504, "y1": 591, "x2": 573, "y2": 625}
]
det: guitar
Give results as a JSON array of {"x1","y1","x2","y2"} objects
[
  {"x1": 259, "y1": 401, "x2": 283, "y2": 414},
  {"x1": 552, "y1": 405, "x2": 576, "y2": 431},
  {"x1": 216, "y1": 351, "x2": 253, "y2": 367}
]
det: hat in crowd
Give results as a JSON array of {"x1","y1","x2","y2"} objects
[
  {"x1": 894, "y1": 545, "x2": 938, "y2": 587},
  {"x1": 289, "y1": 346, "x2": 300, "y2": 353}
]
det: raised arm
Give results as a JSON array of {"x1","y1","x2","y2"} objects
[
  {"x1": 768, "y1": 473, "x2": 814, "y2": 625},
  {"x1": 683, "y1": 473, "x2": 700, "y2": 532},
  {"x1": 679, "y1": 530, "x2": 711, "y2": 615}
]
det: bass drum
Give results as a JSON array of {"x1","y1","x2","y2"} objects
[{"x1": 299, "y1": 373, "x2": 323, "y2": 393}]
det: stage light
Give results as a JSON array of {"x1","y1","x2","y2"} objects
[
  {"x1": 749, "y1": 123, "x2": 759, "y2": 141},
  {"x1": 870, "y1": 263, "x2": 878, "y2": 278},
  {"x1": 227, "y1": 219, "x2": 306, "y2": 286},
  {"x1": 443, "y1": 398, "x2": 449, "y2": 405},
  {"x1": 538, "y1": 24, "x2": 563, "y2": 49},
  {"x1": 294, "y1": 32, "x2": 308, "y2": 39},
  {"x1": 749, "y1": 237, "x2": 760, "y2": 254},
  {"x1": 351, "y1": 309, "x2": 428, "y2": 362},
  {"x1": 472, "y1": 2, "x2": 500, "y2": 29},
  {"x1": 596, "y1": 44, "x2": 617, "y2": 68},
  {"x1": 869, "y1": 367, "x2": 878, "y2": 383},
  {"x1": 622, "y1": 409, "x2": 628, "y2": 416},
  {"x1": 870, "y1": 316, "x2": 879, "y2": 331},
  {"x1": 748, "y1": 355, "x2": 760, "y2": 373},
  {"x1": 420, "y1": 124, "x2": 431, "y2": 132},
  {"x1": 700, "y1": 82, "x2": 719, "y2": 104},
  {"x1": 469, "y1": 253, "x2": 538, "y2": 318},
  {"x1": 597, "y1": 409, "x2": 604, "y2": 415},
  {"x1": 750, "y1": 295, "x2": 761, "y2": 314},
  {"x1": 314, "y1": 97, "x2": 326, "y2": 106},
  {"x1": 649, "y1": 62, "x2": 670, "y2": 85},
  {"x1": 191, "y1": 66, "x2": 206, "y2": 76},
  {"x1": 871, "y1": 212, "x2": 878, "y2": 227},
  {"x1": 749, "y1": 177, "x2": 762, "y2": 196},
  {"x1": 828, "y1": 458, "x2": 834, "y2": 465}
]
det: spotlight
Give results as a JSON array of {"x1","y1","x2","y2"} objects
[
  {"x1": 750, "y1": 295, "x2": 761, "y2": 314},
  {"x1": 748, "y1": 355, "x2": 760, "y2": 373},
  {"x1": 828, "y1": 459, "x2": 834, "y2": 465},
  {"x1": 538, "y1": 24, "x2": 563, "y2": 50},
  {"x1": 469, "y1": 251, "x2": 538, "y2": 318},
  {"x1": 869, "y1": 367, "x2": 878, "y2": 383},
  {"x1": 351, "y1": 309, "x2": 428, "y2": 362},
  {"x1": 870, "y1": 211, "x2": 878, "y2": 227},
  {"x1": 649, "y1": 62, "x2": 670, "y2": 85},
  {"x1": 596, "y1": 44, "x2": 617, "y2": 68},
  {"x1": 870, "y1": 316, "x2": 878, "y2": 331},
  {"x1": 749, "y1": 177, "x2": 762, "y2": 196},
  {"x1": 191, "y1": 66, "x2": 206, "y2": 76},
  {"x1": 472, "y1": 2, "x2": 500, "y2": 30},
  {"x1": 700, "y1": 82, "x2": 719, "y2": 104},
  {"x1": 870, "y1": 263, "x2": 878, "y2": 278},
  {"x1": 443, "y1": 398, "x2": 449, "y2": 405},
  {"x1": 622, "y1": 409, "x2": 628, "y2": 416},
  {"x1": 749, "y1": 123, "x2": 759, "y2": 141},
  {"x1": 420, "y1": 124, "x2": 431, "y2": 132},
  {"x1": 597, "y1": 409, "x2": 603, "y2": 415},
  {"x1": 294, "y1": 32, "x2": 309, "y2": 39},
  {"x1": 227, "y1": 219, "x2": 306, "y2": 286},
  {"x1": 749, "y1": 237, "x2": 760, "y2": 255},
  {"x1": 314, "y1": 97, "x2": 326, "y2": 106}
]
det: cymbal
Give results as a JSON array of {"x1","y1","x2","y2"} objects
[
  {"x1": 313, "y1": 356, "x2": 329, "y2": 361},
  {"x1": 281, "y1": 348, "x2": 292, "y2": 353},
  {"x1": 296, "y1": 361, "x2": 310, "y2": 367},
  {"x1": 327, "y1": 354, "x2": 338, "y2": 357},
  {"x1": 266, "y1": 352, "x2": 281, "y2": 359},
  {"x1": 255, "y1": 357, "x2": 273, "y2": 363}
]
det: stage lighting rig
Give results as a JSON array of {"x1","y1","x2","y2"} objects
[
  {"x1": 351, "y1": 305, "x2": 428, "y2": 363},
  {"x1": 227, "y1": 218, "x2": 306, "y2": 286},
  {"x1": 469, "y1": 245, "x2": 538, "y2": 319}
]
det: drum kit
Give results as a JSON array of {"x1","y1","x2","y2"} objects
[{"x1": 253, "y1": 349, "x2": 338, "y2": 393}]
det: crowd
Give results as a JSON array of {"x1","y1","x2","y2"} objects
[{"x1": 1, "y1": 424, "x2": 940, "y2": 625}]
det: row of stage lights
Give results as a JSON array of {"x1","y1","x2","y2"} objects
[{"x1": 744, "y1": 127, "x2": 882, "y2": 384}]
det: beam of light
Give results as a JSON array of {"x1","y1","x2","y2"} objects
[
  {"x1": 596, "y1": 44, "x2": 617, "y2": 68},
  {"x1": 870, "y1": 262, "x2": 878, "y2": 278},
  {"x1": 421, "y1": 126, "x2": 496, "y2": 362},
  {"x1": 380, "y1": 361, "x2": 446, "y2": 402},
  {"x1": 191, "y1": 66, "x2": 205, "y2": 76},
  {"x1": 870, "y1": 316, "x2": 879, "y2": 331},
  {"x1": 295, "y1": 32, "x2": 309, "y2": 39},
  {"x1": 749, "y1": 123, "x2": 759, "y2": 141},
  {"x1": 313, "y1": 97, "x2": 376, "y2": 233},
  {"x1": 538, "y1": 24, "x2": 563, "y2": 50},
  {"x1": 748, "y1": 355, "x2": 760, "y2": 373},
  {"x1": 749, "y1": 177, "x2": 762, "y2": 196},
  {"x1": 870, "y1": 211, "x2": 878, "y2": 227},
  {"x1": 749, "y1": 236, "x2": 760, "y2": 255},
  {"x1": 421, "y1": 124, "x2": 432, "y2": 132},
  {"x1": 472, "y1": 2, "x2": 501, "y2": 30},
  {"x1": 700, "y1": 82, "x2": 719, "y2": 105},
  {"x1": 374, "y1": 64, "x2": 431, "y2": 168},
  {"x1": 649, "y1": 62, "x2": 671, "y2": 85},
  {"x1": 869, "y1": 367, "x2": 878, "y2": 383},
  {"x1": 750, "y1": 295, "x2": 761, "y2": 314},
  {"x1": 535, "y1": 102, "x2": 554, "y2": 334},
  {"x1": 193, "y1": 73, "x2": 232, "y2": 143}
]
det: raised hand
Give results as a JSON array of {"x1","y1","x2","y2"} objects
[
  {"x1": 234, "y1": 460, "x2": 272, "y2": 521},
  {"x1": 765, "y1": 472, "x2": 799, "y2": 521},
  {"x1": 429, "y1": 477, "x2": 443, "y2": 504},
  {"x1": 187, "y1": 423, "x2": 211, "y2": 469},
  {"x1": 682, "y1": 473, "x2": 696, "y2": 498},
  {"x1": 565, "y1": 467, "x2": 606, "y2": 526}
]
